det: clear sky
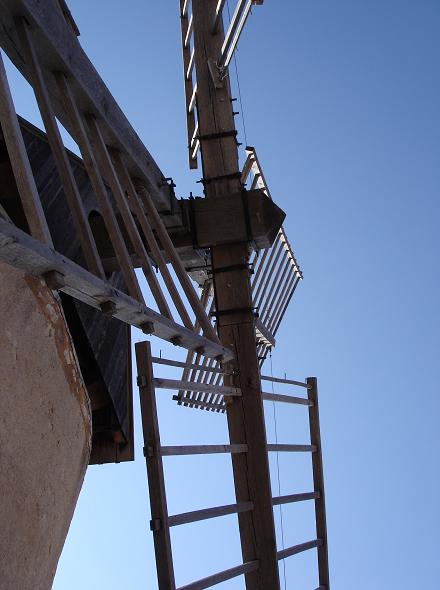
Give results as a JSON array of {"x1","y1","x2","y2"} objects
[{"x1": 5, "y1": 1, "x2": 440, "y2": 588}]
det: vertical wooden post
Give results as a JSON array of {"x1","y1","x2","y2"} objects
[
  {"x1": 191, "y1": 2, "x2": 280, "y2": 589},
  {"x1": 135, "y1": 341, "x2": 176, "y2": 590},
  {"x1": 307, "y1": 377, "x2": 330, "y2": 590}
]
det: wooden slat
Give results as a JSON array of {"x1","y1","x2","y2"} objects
[
  {"x1": 308, "y1": 377, "x2": 331, "y2": 589},
  {"x1": 175, "y1": 396, "x2": 225, "y2": 412},
  {"x1": 271, "y1": 274, "x2": 301, "y2": 335},
  {"x1": 177, "y1": 560, "x2": 259, "y2": 590},
  {"x1": 0, "y1": 218, "x2": 233, "y2": 361},
  {"x1": 168, "y1": 501, "x2": 253, "y2": 527},
  {"x1": 186, "y1": 48, "x2": 195, "y2": 80},
  {"x1": 161, "y1": 444, "x2": 247, "y2": 456},
  {"x1": 212, "y1": 0, "x2": 227, "y2": 33},
  {"x1": 135, "y1": 341, "x2": 176, "y2": 590},
  {"x1": 136, "y1": 185, "x2": 221, "y2": 345},
  {"x1": 180, "y1": 0, "x2": 198, "y2": 169},
  {"x1": 16, "y1": 17, "x2": 104, "y2": 278},
  {"x1": 154, "y1": 378, "x2": 240, "y2": 396},
  {"x1": 55, "y1": 73, "x2": 144, "y2": 302},
  {"x1": 260, "y1": 374, "x2": 309, "y2": 388},
  {"x1": 267, "y1": 444, "x2": 316, "y2": 453},
  {"x1": 272, "y1": 492, "x2": 320, "y2": 506},
  {"x1": 0, "y1": 52, "x2": 52, "y2": 245},
  {"x1": 152, "y1": 356, "x2": 226, "y2": 374},
  {"x1": 262, "y1": 392, "x2": 312, "y2": 406},
  {"x1": 277, "y1": 539, "x2": 323, "y2": 561}
]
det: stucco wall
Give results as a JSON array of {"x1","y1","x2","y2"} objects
[{"x1": 0, "y1": 261, "x2": 91, "y2": 589}]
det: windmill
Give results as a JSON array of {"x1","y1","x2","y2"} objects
[{"x1": 0, "y1": 1, "x2": 329, "y2": 589}]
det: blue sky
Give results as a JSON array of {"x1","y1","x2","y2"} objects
[{"x1": 5, "y1": 1, "x2": 440, "y2": 588}]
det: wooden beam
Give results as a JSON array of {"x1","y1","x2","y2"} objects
[
  {"x1": 135, "y1": 341, "x2": 176, "y2": 590},
  {"x1": 260, "y1": 374, "x2": 309, "y2": 388},
  {"x1": 177, "y1": 561, "x2": 259, "y2": 590},
  {"x1": 154, "y1": 378, "x2": 241, "y2": 396},
  {"x1": 191, "y1": 1, "x2": 280, "y2": 588},
  {"x1": 267, "y1": 444, "x2": 316, "y2": 453},
  {"x1": 261, "y1": 392, "x2": 312, "y2": 406},
  {"x1": 160, "y1": 444, "x2": 247, "y2": 456},
  {"x1": 0, "y1": 218, "x2": 233, "y2": 361},
  {"x1": 0, "y1": 52, "x2": 52, "y2": 245},
  {"x1": 15, "y1": 17, "x2": 104, "y2": 278},
  {"x1": 308, "y1": 377, "x2": 331, "y2": 589},
  {"x1": 168, "y1": 501, "x2": 253, "y2": 527},
  {"x1": 277, "y1": 539, "x2": 323, "y2": 561},
  {"x1": 152, "y1": 356, "x2": 227, "y2": 374},
  {"x1": 272, "y1": 492, "x2": 320, "y2": 506}
]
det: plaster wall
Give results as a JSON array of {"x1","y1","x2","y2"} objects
[{"x1": 0, "y1": 261, "x2": 91, "y2": 590}]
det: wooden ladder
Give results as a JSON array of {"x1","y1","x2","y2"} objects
[{"x1": 135, "y1": 341, "x2": 330, "y2": 590}]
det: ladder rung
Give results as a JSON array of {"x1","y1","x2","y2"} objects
[
  {"x1": 168, "y1": 501, "x2": 253, "y2": 527},
  {"x1": 189, "y1": 83, "x2": 197, "y2": 112},
  {"x1": 186, "y1": 48, "x2": 195, "y2": 80},
  {"x1": 184, "y1": 13, "x2": 193, "y2": 47},
  {"x1": 262, "y1": 392, "x2": 313, "y2": 406},
  {"x1": 152, "y1": 356, "x2": 227, "y2": 374},
  {"x1": 160, "y1": 444, "x2": 248, "y2": 456},
  {"x1": 277, "y1": 539, "x2": 323, "y2": 561},
  {"x1": 177, "y1": 560, "x2": 259, "y2": 590},
  {"x1": 267, "y1": 444, "x2": 316, "y2": 453},
  {"x1": 154, "y1": 378, "x2": 241, "y2": 396},
  {"x1": 272, "y1": 491, "x2": 320, "y2": 506},
  {"x1": 260, "y1": 374, "x2": 310, "y2": 389}
]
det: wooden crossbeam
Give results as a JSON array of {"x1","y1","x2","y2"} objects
[
  {"x1": 0, "y1": 218, "x2": 232, "y2": 361},
  {"x1": 154, "y1": 378, "x2": 240, "y2": 396},
  {"x1": 260, "y1": 374, "x2": 310, "y2": 388},
  {"x1": 161, "y1": 444, "x2": 247, "y2": 456},
  {"x1": 262, "y1": 392, "x2": 312, "y2": 406},
  {"x1": 277, "y1": 539, "x2": 323, "y2": 561},
  {"x1": 168, "y1": 501, "x2": 253, "y2": 527},
  {"x1": 267, "y1": 444, "x2": 316, "y2": 453},
  {"x1": 177, "y1": 561, "x2": 259, "y2": 590},
  {"x1": 272, "y1": 492, "x2": 320, "y2": 506}
]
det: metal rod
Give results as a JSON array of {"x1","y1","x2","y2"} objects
[{"x1": 168, "y1": 501, "x2": 253, "y2": 527}]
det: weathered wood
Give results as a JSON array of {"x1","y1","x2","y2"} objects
[
  {"x1": 154, "y1": 378, "x2": 241, "y2": 396},
  {"x1": 135, "y1": 341, "x2": 176, "y2": 590},
  {"x1": 308, "y1": 377, "x2": 330, "y2": 589},
  {"x1": 136, "y1": 185, "x2": 221, "y2": 345},
  {"x1": 260, "y1": 374, "x2": 310, "y2": 388},
  {"x1": 0, "y1": 53, "x2": 52, "y2": 245},
  {"x1": 160, "y1": 444, "x2": 247, "y2": 456},
  {"x1": 177, "y1": 560, "x2": 259, "y2": 590},
  {"x1": 272, "y1": 492, "x2": 320, "y2": 506},
  {"x1": 267, "y1": 444, "x2": 316, "y2": 453},
  {"x1": 191, "y1": 1, "x2": 280, "y2": 588},
  {"x1": 0, "y1": 218, "x2": 233, "y2": 360},
  {"x1": 168, "y1": 501, "x2": 253, "y2": 527},
  {"x1": 212, "y1": 0, "x2": 227, "y2": 33},
  {"x1": 152, "y1": 356, "x2": 226, "y2": 374},
  {"x1": 262, "y1": 392, "x2": 312, "y2": 406},
  {"x1": 55, "y1": 73, "x2": 144, "y2": 302},
  {"x1": 277, "y1": 539, "x2": 323, "y2": 561},
  {"x1": 15, "y1": 17, "x2": 104, "y2": 278},
  {"x1": 115, "y1": 157, "x2": 194, "y2": 328},
  {"x1": 180, "y1": 190, "x2": 285, "y2": 249}
]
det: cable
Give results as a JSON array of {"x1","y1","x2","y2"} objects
[
  {"x1": 226, "y1": 0, "x2": 249, "y2": 146},
  {"x1": 270, "y1": 349, "x2": 287, "y2": 590}
]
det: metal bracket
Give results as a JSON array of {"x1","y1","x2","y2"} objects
[
  {"x1": 210, "y1": 306, "x2": 258, "y2": 318},
  {"x1": 150, "y1": 518, "x2": 162, "y2": 532},
  {"x1": 207, "y1": 58, "x2": 225, "y2": 88},
  {"x1": 137, "y1": 374, "x2": 148, "y2": 387},
  {"x1": 143, "y1": 445, "x2": 154, "y2": 458},
  {"x1": 197, "y1": 130, "x2": 238, "y2": 142}
]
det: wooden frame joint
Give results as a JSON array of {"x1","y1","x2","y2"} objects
[{"x1": 43, "y1": 270, "x2": 65, "y2": 290}]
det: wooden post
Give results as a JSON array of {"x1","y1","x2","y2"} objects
[
  {"x1": 191, "y1": 2, "x2": 280, "y2": 589},
  {"x1": 307, "y1": 377, "x2": 330, "y2": 590},
  {"x1": 135, "y1": 341, "x2": 176, "y2": 590}
]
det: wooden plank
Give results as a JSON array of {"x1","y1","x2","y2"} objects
[
  {"x1": 177, "y1": 560, "x2": 259, "y2": 590},
  {"x1": 16, "y1": 17, "x2": 104, "y2": 278},
  {"x1": 55, "y1": 73, "x2": 144, "y2": 302},
  {"x1": 0, "y1": 52, "x2": 52, "y2": 245},
  {"x1": 308, "y1": 377, "x2": 330, "y2": 589},
  {"x1": 260, "y1": 374, "x2": 309, "y2": 388},
  {"x1": 272, "y1": 492, "x2": 320, "y2": 506},
  {"x1": 191, "y1": 1, "x2": 280, "y2": 588},
  {"x1": 135, "y1": 341, "x2": 176, "y2": 590},
  {"x1": 136, "y1": 185, "x2": 221, "y2": 345},
  {"x1": 262, "y1": 392, "x2": 312, "y2": 406},
  {"x1": 0, "y1": 218, "x2": 233, "y2": 360},
  {"x1": 277, "y1": 539, "x2": 323, "y2": 561},
  {"x1": 212, "y1": 0, "x2": 227, "y2": 33},
  {"x1": 152, "y1": 356, "x2": 226, "y2": 374},
  {"x1": 161, "y1": 444, "x2": 247, "y2": 456},
  {"x1": 168, "y1": 501, "x2": 253, "y2": 527},
  {"x1": 267, "y1": 444, "x2": 316, "y2": 453},
  {"x1": 175, "y1": 396, "x2": 225, "y2": 412},
  {"x1": 154, "y1": 378, "x2": 241, "y2": 396}
]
